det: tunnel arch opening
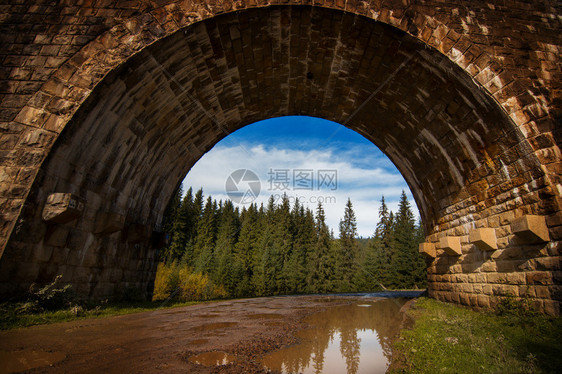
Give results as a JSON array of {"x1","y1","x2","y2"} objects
[{"x1": 179, "y1": 115, "x2": 421, "y2": 239}]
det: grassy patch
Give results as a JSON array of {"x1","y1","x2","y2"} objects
[
  {"x1": 0, "y1": 275, "x2": 211, "y2": 330},
  {"x1": 0, "y1": 300, "x2": 200, "y2": 331},
  {"x1": 392, "y1": 298, "x2": 562, "y2": 374}
]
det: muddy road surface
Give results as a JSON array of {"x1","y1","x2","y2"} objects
[
  {"x1": 0, "y1": 294, "x2": 417, "y2": 373},
  {"x1": 0, "y1": 296, "x2": 369, "y2": 373}
]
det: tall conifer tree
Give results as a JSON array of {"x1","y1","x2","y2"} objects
[
  {"x1": 309, "y1": 202, "x2": 332, "y2": 293},
  {"x1": 193, "y1": 197, "x2": 218, "y2": 274},
  {"x1": 337, "y1": 198, "x2": 359, "y2": 292}
]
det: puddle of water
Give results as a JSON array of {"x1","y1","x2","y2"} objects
[
  {"x1": 261, "y1": 298, "x2": 407, "y2": 374},
  {"x1": 188, "y1": 351, "x2": 236, "y2": 366},
  {"x1": 0, "y1": 350, "x2": 66, "y2": 373},
  {"x1": 189, "y1": 322, "x2": 238, "y2": 333}
]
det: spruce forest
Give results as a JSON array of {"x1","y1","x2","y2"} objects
[{"x1": 153, "y1": 186, "x2": 427, "y2": 301}]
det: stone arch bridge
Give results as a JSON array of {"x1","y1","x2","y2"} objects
[{"x1": 0, "y1": 1, "x2": 560, "y2": 314}]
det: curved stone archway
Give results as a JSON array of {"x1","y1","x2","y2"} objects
[{"x1": 0, "y1": 2, "x2": 560, "y2": 313}]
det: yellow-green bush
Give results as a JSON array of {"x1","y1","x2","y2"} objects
[{"x1": 152, "y1": 262, "x2": 227, "y2": 302}]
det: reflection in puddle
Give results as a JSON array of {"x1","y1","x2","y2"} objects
[
  {"x1": 0, "y1": 350, "x2": 66, "y2": 373},
  {"x1": 262, "y1": 298, "x2": 407, "y2": 374},
  {"x1": 189, "y1": 322, "x2": 238, "y2": 332},
  {"x1": 188, "y1": 351, "x2": 237, "y2": 366}
]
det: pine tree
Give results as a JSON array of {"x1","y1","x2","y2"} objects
[
  {"x1": 359, "y1": 236, "x2": 384, "y2": 291},
  {"x1": 162, "y1": 184, "x2": 183, "y2": 237},
  {"x1": 308, "y1": 202, "x2": 332, "y2": 293},
  {"x1": 275, "y1": 194, "x2": 293, "y2": 294},
  {"x1": 366, "y1": 196, "x2": 394, "y2": 288},
  {"x1": 251, "y1": 203, "x2": 268, "y2": 295},
  {"x1": 191, "y1": 188, "x2": 204, "y2": 237},
  {"x1": 376, "y1": 196, "x2": 393, "y2": 247},
  {"x1": 160, "y1": 184, "x2": 183, "y2": 262},
  {"x1": 286, "y1": 202, "x2": 313, "y2": 294},
  {"x1": 167, "y1": 187, "x2": 193, "y2": 262},
  {"x1": 412, "y1": 218, "x2": 428, "y2": 288},
  {"x1": 387, "y1": 191, "x2": 414, "y2": 288},
  {"x1": 193, "y1": 197, "x2": 218, "y2": 274},
  {"x1": 213, "y1": 200, "x2": 240, "y2": 295},
  {"x1": 182, "y1": 187, "x2": 204, "y2": 265},
  {"x1": 254, "y1": 196, "x2": 282, "y2": 295},
  {"x1": 387, "y1": 191, "x2": 426, "y2": 289},
  {"x1": 234, "y1": 204, "x2": 260, "y2": 297},
  {"x1": 337, "y1": 198, "x2": 360, "y2": 292}
]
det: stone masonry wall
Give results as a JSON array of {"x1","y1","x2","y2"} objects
[{"x1": 0, "y1": 1, "x2": 560, "y2": 311}]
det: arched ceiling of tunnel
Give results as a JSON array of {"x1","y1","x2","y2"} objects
[{"x1": 35, "y1": 5, "x2": 541, "y2": 233}]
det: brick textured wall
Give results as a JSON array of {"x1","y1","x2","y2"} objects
[{"x1": 0, "y1": 1, "x2": 560, "y2": 311}]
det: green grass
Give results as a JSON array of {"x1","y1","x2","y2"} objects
[
  {"x1": 0, "y1": 300, "x2": 201, "y2": 330},
  {"x1": 392, "y1": 298, "x2": 562, "y2": 374}
]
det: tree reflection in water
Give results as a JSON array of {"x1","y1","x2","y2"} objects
[{"x1": 261, "y1": 298, "x2": 407, "y2": 374}]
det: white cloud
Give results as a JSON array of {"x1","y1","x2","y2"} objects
[{"x1": 183, "y1": 144, "x2": 418, "y2": 237}]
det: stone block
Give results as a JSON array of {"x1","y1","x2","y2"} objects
[
  {"x1": 44, "y1": 225, "x2": 70, "y2": 247},
  {"x1": 50, "y1": 247, "x2": 70, "y2": 264},
  {"x1": 477, "y1": 294, "x2": 490, "y2": 308},
  {"x1": 419, "y1": 242, "x2": 436, "y2": 258},
  {"x1": 81, "y1": 252, "x2": 99, "y2": 268},
  {"x1": 506, "y1": 272, "x2": 526, "y2": 285},
  {"x1": 42, "y1": 193, "x2": 86, "y2": 224},
  {"x1": 439, "y1": 236, "x2": 462, "y2": 255},
  {"x1": 543, "y1": 300, "x2": 560, "y2": 316},
  {"x1": 526, "y1": 271, "x2": 553, "y2": 285},
  {"x1": 127, "y1": 224, "x2": 151, "y2": 244},
  {"x1": 510, "y1": 215, "x2": 549, "y2": 243},
  {"x1": 469, "y1": 227, "x2": 497, "y2": 251},
  {"x1": 31, "y1": 244, "x2": 53, "y2": 263},
  {"x1": 481, "y1": 261, "x2": 497, "y2": 272},
  {"x1": 534, "y1": 285, "x2": 551, "y2": 299},
  {"x1": 459, "y1": 293, "x2": 470, "y2": 306},
  {"x1": 94, "y1": 211, "x2": 125, "y2": 235}
]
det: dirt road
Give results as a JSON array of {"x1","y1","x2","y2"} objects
[{"x1": 0, "y1": 296, "x2": 355, "y2": 373}]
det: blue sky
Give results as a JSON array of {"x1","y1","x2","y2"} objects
[{"x1": 183, "y1": 116, "x2": 418, "y2": 237}]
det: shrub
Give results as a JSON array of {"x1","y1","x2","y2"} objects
[
  {"x1": 153, "y1": 261, "x2": 179, "y2": 301},
  {"x1": 27, "y1": 275, "x2": 75, "y2": 311},
  {"x1": 152, "y1": 262, "x2": 227, "y2": 302}
]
